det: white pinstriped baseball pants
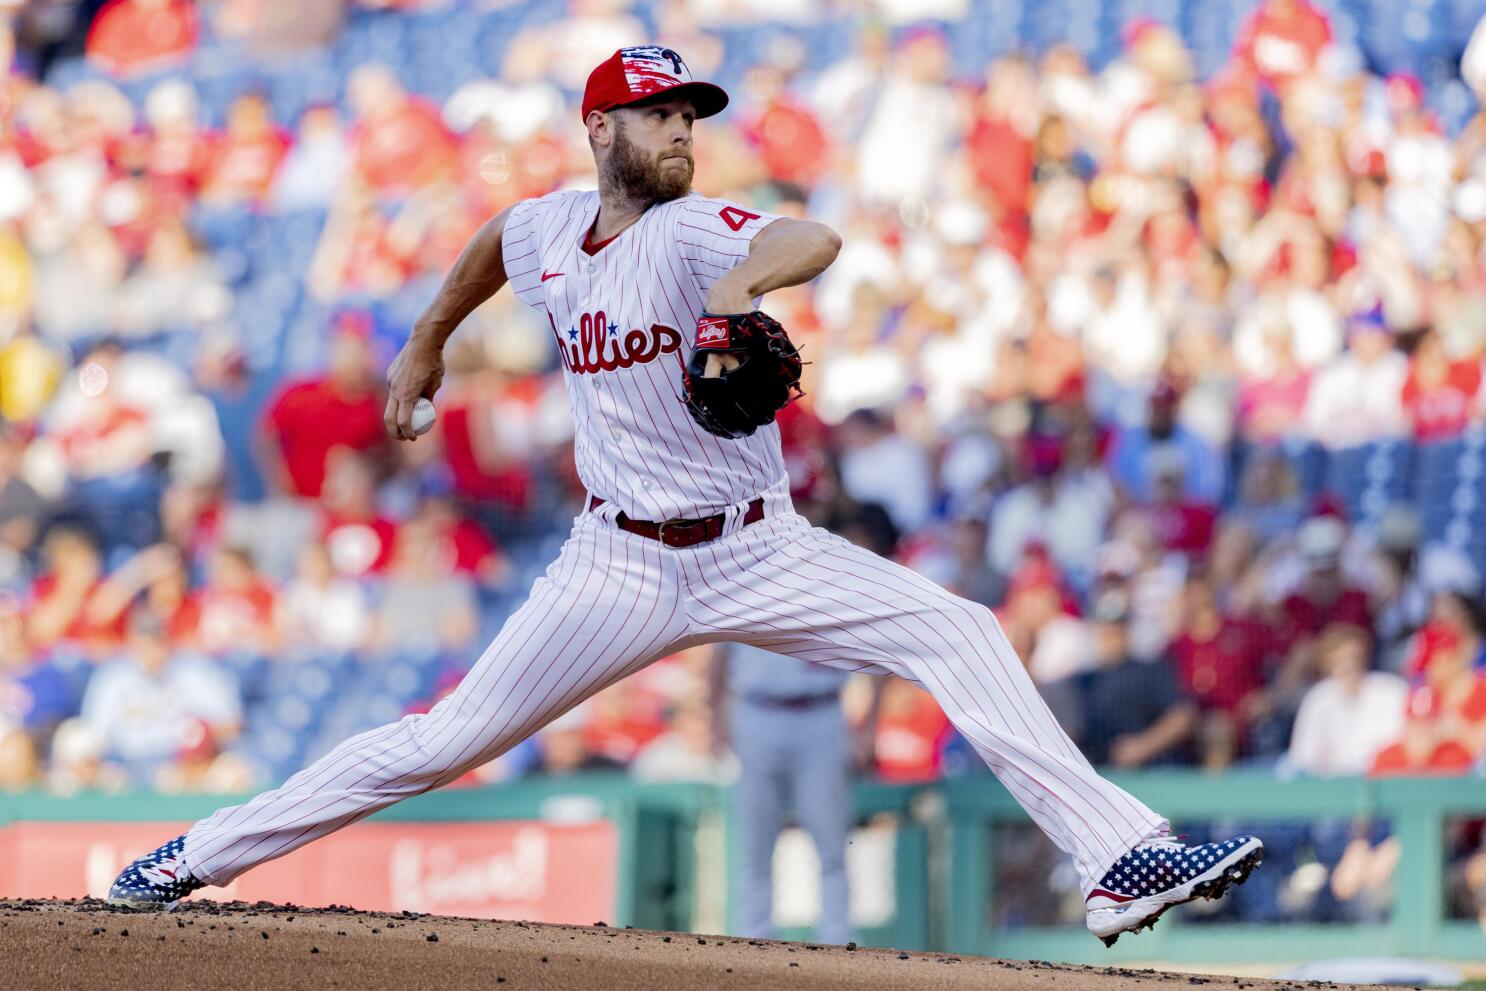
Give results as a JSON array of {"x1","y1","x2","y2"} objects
[{"x1": 183, "y1": 505, "x2": 1166, "y2": 893}]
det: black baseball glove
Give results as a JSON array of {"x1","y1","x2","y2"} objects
[{"x1": 681, "y1": 310, "x2": 804, "y2": 439}]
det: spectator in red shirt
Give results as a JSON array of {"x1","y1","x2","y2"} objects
[
  {"x1": 1171, "y1": 574, "x2": 1271, "y2": 768},
  {"x1": 998, "y1": 309, "x2": 1086, "y2": 406},
  {"x1": 1264, "y1": 515, "x2": 1374, "y2": 738},
  {"x1": 1232, "y1": 0, "x2": 1332, "y2": 94},
  {"x1": 531, "y1": 705, "x2": 625, "y2": 778},
  {"x1": 1402, "y1": 329, "x2": 1483, "y2": 442},
  {"x1": 193, "y1": 546, "x2": 279, "y2": 657},
  {"x1": 24, "y1": 527, "x2": 125, "y2": 656},
  {"x1": 1280, "y1": 515, "x2": 1372, "y2": 648},
  {"x1": 413, "y1": 492, "x2": 507, "y2": 587},
  {"x1": 1143, "y1": 452, "x2": 1217, "y2": 558},
  {"x1": 1372, "y1": 630, "x2": 1486, "y2": 775},
  {"x1": 738, "y1": 65, "x2": 831, "y2": 189},
  {"x1": 87, "y1": 0, "x2": 198, "y2": 77},
  {"x1": 774, "y1": 397, "x2": 831, "y2": 504},
  {"x1": 382, "y1": 182, "x2": 483, "y2": 278},
  {"x1": 319, "y1": 451, "x2": 399, "y2": 578},
  {"x1": 90, "y1": 542, "x2": 202, "y2": 648},
  {"x1": 307, "y1": 184, "x2": 415, "y2": 300},
  {"x1": 1411, "y1": 624, "x2": 1486, "y2": 748},
  {"x1": 1428, "y1": 591, "x2": 1486, "y2": 674},
  {"x1": 261, "y1": 316, "x2": 387, "y2": 499},
  {"x1": 141, "y1": 79, "x2": 214, "y2": 209},
  {"x1": 966, "y1": 56, "x2": 1034, "y2": 219},
  {"x1": 584, "y1": 678, "x2": 667, "y2": 766},
  {"x1": 346, "y1": 64, "x2": 458, "y2": 197},
  {"x1": 1369, "y1": 716, "x2": 1477, "y2": 775},
  {"x1": 872, "y1": 676, "x2": 952, "y2": 783},
  {"x1": 438, "y1": 362, "x2": 540, "y2": 522},
  {"x1": 201, "y1": 93, "x2": 291, "y2": 206}
]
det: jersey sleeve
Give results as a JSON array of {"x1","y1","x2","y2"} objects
[
  {"x1": 672, "y1": 195, "x2": 783, "y2": 305},
  {"x1": 500, "y1": 197, "x2": 546, "y2": 309}
]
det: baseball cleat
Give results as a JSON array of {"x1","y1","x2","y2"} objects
[
  {"x1": 106, "y1": 834, "x2": 206, "y2": 910},
  {"x1": 1085, "y1": 834, "x2": 1263, "y2": 946}
]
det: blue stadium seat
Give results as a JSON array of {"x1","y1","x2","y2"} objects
[
  {"x1": 294, "y1": 662, "x2": 336, "y2": 701},
  {"x1": 45, "y1": 56, "x2": 103, "y2": 91},
  {"x1": 1277, "y1": 438, "x2": 1328, "y2": 500},
  {"x1": 382, "y1": 662, "x2": 421, "y2": 698},
  {"x1": 1325, "y1": 440, "x2": 1415, "y2": 525},
  {"x1": 190, "y1": 204, "x2": 256, "y2": 250}
]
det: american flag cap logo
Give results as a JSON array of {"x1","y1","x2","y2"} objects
[
  {"x1": 621, "y1": 46, "x2": 693, "y2": 89},
  {"x1": 581, "y1": 46, "x2": 730, "y2": 122}
]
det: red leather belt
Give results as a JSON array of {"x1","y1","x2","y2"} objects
[{"x1": 589, "y1": 496, "x2": 765, "y2": 548}]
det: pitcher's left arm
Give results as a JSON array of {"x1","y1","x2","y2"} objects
[{"x1": 704, "y1": 218, "x2": 841, "y2": 314}]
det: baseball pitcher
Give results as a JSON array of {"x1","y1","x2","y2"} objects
[{"x1": 109, "y1": 47, "x2": 1262, "y2": 946}]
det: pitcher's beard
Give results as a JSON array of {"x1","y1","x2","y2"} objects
[{"x1": 606, "y1": 122, "x2": 692, "y2": 204}]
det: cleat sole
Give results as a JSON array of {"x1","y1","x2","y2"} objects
[{"x1": 106, "y1": 895, "x2": 182, "y2": 911}]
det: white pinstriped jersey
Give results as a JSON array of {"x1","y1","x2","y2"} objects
[{"x1": 501, "y1": 189, "x2": 787, "y2": 521}]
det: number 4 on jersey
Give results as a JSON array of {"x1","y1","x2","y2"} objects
[{"x1": 719, "y1": 206, "x2": 761, "y2": 232}]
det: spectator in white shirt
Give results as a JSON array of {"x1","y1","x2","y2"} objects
[
  {"x1": 809, "y1": 24, "x2": 891, "y2": 143},
  {"x1": 854, "y1": 29, "x2": 957, "y2": 207},
  {"x1": 835, "y1": 409, "x2": 934, "y2": 534},
  {"x1": 1287, "y1": 624, "x2": 1407, "y2": 776},
  {"x1": 276, "y1": 541, "x2": 371, "y2": 655},
  {"x1": 443, "y1": 40, "x2": 565, "y2": 144},
  {"x1": 988, "y1": 435, "x2": 1111, "y2": 583},
  {"x1": 270, "y1": 105, "x2": 349, "y2": 212},
  {"x1": 1303, "y1": 308, "x2": 1409, "y2": 449},
  {"x1": 815, "y1": 282, "x2": 909, "y2": 422},
  {"x1": 630, "y1": 701, "x2": 737, "y2": 784},
  {"x1": 80, "y1": 606, "x2": 242, "y2": 772}
]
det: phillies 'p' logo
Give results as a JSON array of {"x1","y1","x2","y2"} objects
[
  {"x1": 619, "y1": 46, "x2": 691, "y2": 89},
  {"x1": 719, "y1": 206, "x2": 760, "y2": 232}
]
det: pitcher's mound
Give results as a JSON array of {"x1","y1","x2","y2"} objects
[{"x1": 0, "y1": 898, "x2": 1376, "y2": 990}]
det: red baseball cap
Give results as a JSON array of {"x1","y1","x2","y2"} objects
[{"x1": 581, "y1": 46, "x2": 729, "y2": 122}]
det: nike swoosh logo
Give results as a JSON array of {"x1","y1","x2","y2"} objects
[{"x1": 541, "y1": 271, "x2": 565, "y2": 282}]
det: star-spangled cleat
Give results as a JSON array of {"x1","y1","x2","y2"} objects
[
  {"x1": 1085, "y1": 834, "x2": 1263, "y2": 946},
  {"x1": 106, "y1": 834, "x2": 206, "y2": 910}
]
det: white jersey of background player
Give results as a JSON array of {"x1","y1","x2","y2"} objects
[{"x1": 109, "y1": 46, "x2": 1261, "y2": 946}]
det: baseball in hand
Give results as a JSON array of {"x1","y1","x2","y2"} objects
[{"x1": 410, "y1": 397, "x2": 437, "y2": 437}]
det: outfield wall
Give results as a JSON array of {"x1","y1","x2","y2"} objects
[{"x1": 1, "y1": 774, "x2": 1481, "y2": 964}]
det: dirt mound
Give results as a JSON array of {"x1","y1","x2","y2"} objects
[{"x1": 1, "y1": 898, "x2": 1377, "y2": 990}]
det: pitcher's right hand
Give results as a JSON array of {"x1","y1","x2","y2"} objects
[{"x1": 384, "y1": 333, "x2": 445, "y2": 441}]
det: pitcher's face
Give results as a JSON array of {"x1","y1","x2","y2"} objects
[{"x1": 599, "y1": 96, "x2": 696, "y2": 203}]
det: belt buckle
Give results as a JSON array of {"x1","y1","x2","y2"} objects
[{"x1": 657, "y1": 518, "x2": 682, "y2": 547}]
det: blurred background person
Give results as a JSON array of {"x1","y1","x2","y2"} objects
[
  {"x1": 710, "y1": 643, "x2": 854, "y2": 946},
  {"x1": 78, "y1": 605, "x2": 241, "y2": 784},
  {"x1": 1074, "y1": 589, "x2": 1197, "y2": 769}
]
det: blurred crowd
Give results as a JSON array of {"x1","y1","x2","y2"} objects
[{"x1": 0, "y1": 0, "x2": 1485, "y2": 925}]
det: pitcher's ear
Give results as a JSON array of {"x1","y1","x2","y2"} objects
[{"x1": 586, "y1": 110, "x2": 613, "y2": 147}]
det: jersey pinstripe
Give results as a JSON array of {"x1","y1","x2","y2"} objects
[{"x1": 502, "y1": 189, "x2": 788, "y2": 521}]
